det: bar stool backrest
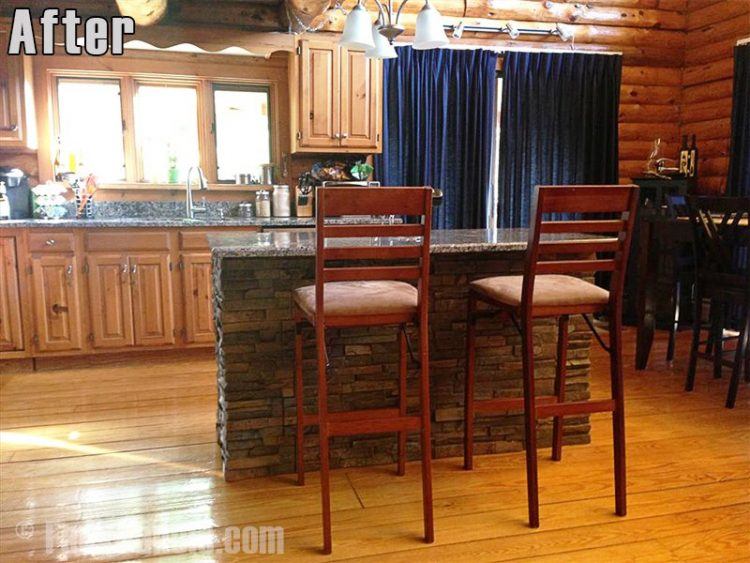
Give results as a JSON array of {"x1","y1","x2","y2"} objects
[
  {"x1": 315, "y1": 186, "x2": 434, "y2": 324},
  {"x1": 687, "y1": 196, "x2": 750, "y2": 288},
  {"x1": 523, "y1": 184, "x2": 641, "y2": 312}
]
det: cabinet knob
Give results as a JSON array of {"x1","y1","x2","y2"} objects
[
  {"x1": 0, "y1": 124, "x2": 18, "y2": 132},
  {"x1": 333, "y1": 133, "x2": 341, "y2": 139},
  {"x1": 45, "y1": 239, "x2": 56, "y2": 246},
  {"x1": 341, "y1": 133, "x2": 349, "y2": 139}
]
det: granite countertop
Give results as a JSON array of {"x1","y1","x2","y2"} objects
[
  {"x1": 0, "y1": 216, "x2": 388, "y2": 229},
  {"x1": 209, "y1": 228, "x2": 544, "y2": 258}
]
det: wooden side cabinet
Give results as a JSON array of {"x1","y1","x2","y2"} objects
[
  {"x1": 181, "y1": 252, "x2": 215, "y2": 344},
  {"x1": 0, "y1": 40, "x2": 35, "y2": 149},
  {"x1": 130, "y1": 253, "x2": 175, "y2": 346},
  {"x1": 0, "y1": 237, "x2": 24, "y2": 352},
  {"x1": 291, "y1": 38, "x2": 381, "y2": 153},
  {"x1": 30, "y1": 253, "x2": 84, "y2": 352}
]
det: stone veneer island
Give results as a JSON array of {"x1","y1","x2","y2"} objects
[{"x1": 209, "y1": 229, "x2": 593, "y2": 481}]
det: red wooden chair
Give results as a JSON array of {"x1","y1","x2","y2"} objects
[
  {"x1": 293, "y1": 186, "x2": 434, "y2": 554},
  {"x1": 463, "y1": 184, "x2": 639, "y2": 528}
]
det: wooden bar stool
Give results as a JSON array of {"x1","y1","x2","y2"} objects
[
  {"x1": 464, "y1": 184, "x2": 639, "y2": 528},
  {"x1": 293, "y1": 186, "x2": 434, "y2": 554}
]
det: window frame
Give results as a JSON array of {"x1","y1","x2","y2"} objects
[
  {"x1": 211, "y1": 82, "x2": 273, "y2": 184},
  {"x1": 37, "y1": 52, "x2": 283, "y2": 190}
]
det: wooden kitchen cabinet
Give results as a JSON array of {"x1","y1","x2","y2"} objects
[
  {"x1": 130, "y1": 253, "x2": 175, "y2": 346},
  {"x1": 181, "y1": 253, "x2": 214, "y2": 344},
  {"x1": 0, "y1": 43, "x2": 35, "y2": 149},
  {"x1": 87, "y1": 253, "x2": 134, "y2": 349},
  {"x1": 291, "y1": 38, "x2": 381, "y2": 153},
  {"x1": 30, "y1": 254, "x2": 84, "y2": 352},
  {"x1": 0, "y1": 237, "x2": 24, "y2": 352}
]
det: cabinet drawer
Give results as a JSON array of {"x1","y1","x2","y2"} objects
[
  {"x1": 28, "y1": 232, "x2": 76, "y2": 253},
  {"x1": 85, "y1": 231, "x2": 171, "y2": 252}
]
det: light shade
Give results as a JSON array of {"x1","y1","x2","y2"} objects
[
  {"x1": 413, "y1": 1, "x2": 448, "y2": 50},
  {"x1": 366, "y1": 25, "x2": 397, "y2": 59},
  {"x1": 340, "y1": 2, "x2": 375, "y2": 51}
]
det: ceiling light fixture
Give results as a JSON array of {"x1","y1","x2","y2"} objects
[
  {"x1": 340, "y1": 0, "x2": 448, "y2": 57},
  {"x1": 444, "y1": 21, "x2": 576, "y2": 44}
]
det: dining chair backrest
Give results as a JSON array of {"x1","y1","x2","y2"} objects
[
  {"x1": 314, "y1": 186, "x2": 433, "y2": 320},
  {"x1": 687, "y1": 196, "x2": 750, "y2": 287},
  {"x1": 523, "y1": 184, "x2": 641, "y2": 310}
]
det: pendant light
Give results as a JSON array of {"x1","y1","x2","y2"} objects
[
  {"x1": 339, "y1": 0, "x2": 447, "y2": 58},
  {"x1": 413, "y1": 0, "x2": 448, "y2": 50},
  {"x1": 340, "y1": 0, "x2": 375, "y2": 50}
]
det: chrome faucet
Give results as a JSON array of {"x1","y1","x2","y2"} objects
[{"x1": 186, "y1": 166, "x2": 208, "y2": 219}]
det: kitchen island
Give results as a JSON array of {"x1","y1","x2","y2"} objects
[{"x1": 210, "y1": 229, "x2": 594, "y2": 481}]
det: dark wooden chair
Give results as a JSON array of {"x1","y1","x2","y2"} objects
[
  {"x1": 293, "y1": 186, "x2": 434, "y2": 554},
  {"x1": 464, "y1": 184, "x2": 639, "y2": 528},
  {"x1": 685, "y1": 196, "x2": 750, "y2": 408}
]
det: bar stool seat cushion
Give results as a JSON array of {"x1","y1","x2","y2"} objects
[
  {"x1": 293, "y1": 281, "x2": 418, "y2": 318},
  {"x1": 470, "y1": 274, "x2": 609, "y2": 308}
]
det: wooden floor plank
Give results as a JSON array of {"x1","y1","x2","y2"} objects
[{"x1": 0, "y1": 328, "x2": 748, "y2": 561}]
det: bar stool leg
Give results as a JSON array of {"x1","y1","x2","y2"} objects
[
  {"x1": 521, "y1": 315, "x2": 540, "y2": 528},
  {"x1": 552, "y1": 315, "x2": 569, "y2": 462},
  {"x1": 464, "y1": 294, "x2": 477, "y2": 470},
  {"x1": 418, "y1": 320, "x2": 435, "y2": 543},
  {"x1": 397, "y1": 326, "x2": 407, "y2": 476},
  {"x1": 294, "y1": 322, "x2": 305, "y2": 486},
  {"x1": 686, "y1": 288, "x2": 703, "y2": 391},
  {"x1": 610, "y1": 308, "x2": 627, "y2": 517},
  {"x1": 712, "y1": 302, "x2": 725, "y2": 379},
  {"x1": 666, "y1": 280, "x2": 681, "y2": 363},
  {"x1": 726, "y1": 312, "x2": 749, "y2": 409},
  {"x1": 315, "y1": 323, "x2": 332, "y2": 554}
]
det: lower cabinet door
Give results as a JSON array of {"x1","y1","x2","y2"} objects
[
  {"x1": 30, "y1": 254, "x2": 83, "y2": 352},
  {"x1": 130, "y1": 253, "x2": 175, "y2": 346},
  {"x1": 87, "y1": 253, "x2": 134, "y2": 349},
  {"x1": 0, "y1": 237, "x2": 24, "y2": 351},
  {"x1": 182, "y1": 253, "x2": 215, "y2": 344}
]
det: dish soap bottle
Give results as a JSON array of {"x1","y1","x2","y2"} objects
[{"x1": 0, "y1": 182, "x2": 10, "y2": 220}]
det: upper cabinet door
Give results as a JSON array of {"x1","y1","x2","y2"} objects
[
  {"x1": 299, "y1": 39, "x2": 340, "y2": 149},
  {"x1": 0, "y1": 237, "x2": 24, "y2": 352},
  {"x1": 30, "y1": 254, "x2": 84, "y2": 352},
  {"x1": 130, "y1": 253, "x2": 175, "y2": 347},
  {"x1": 0, "y1": 45, "x2": 34, "y2": 149},
  {"x1": 340, "y1": 48, "x2": 381, "y2": 151},
  {"x1": 87, "y1": 253, "x2": 134, "y2": 349}
]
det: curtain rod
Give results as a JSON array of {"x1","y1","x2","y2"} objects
[{"x1": 393, "y1": 41, "x2": 623, "y2": 56}]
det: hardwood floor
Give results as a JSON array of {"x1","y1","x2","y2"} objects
[{"x1": 1, "y1": 328, "x2": 748, "y2": 561}]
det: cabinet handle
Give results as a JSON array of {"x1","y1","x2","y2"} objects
[
  {"x1": 120, "y1": 263, "x2": 128, "y2": 283},
  {"x1": 130, "y1": 264, "x2": 137, "y2": 286},
  {"x1": 45, "y1": 239, "x2": 56, "y2": 246},
  {"x1": 0, "y1": 124, "x2": 18, "y2": 132},
  {"x1": 333, "y1": 133, "x2": 341, "y2": 139},
  {"x1": 341, "y1": 133, "x2": 349, "y2": 139},
  {"x1": 65, "y1": 264, "x2": 73, "y2": 286}
]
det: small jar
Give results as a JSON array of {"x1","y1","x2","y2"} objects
[
  {"x1": 271, "y1": 185, "x2": 291, "y2": 217},
  {"x1": 238, "y1": 202, "x2": 255, "y2": 219},
  {"x1": 256, "y1": 190, "x2": 271, "y2": 217}
]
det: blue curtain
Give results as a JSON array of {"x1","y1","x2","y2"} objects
[
  {"x1": 374, "y1": 47, "x2": 498, "y2": 229},
  {"x1": 497, "y1": 52, "x2": 622, "y2": 228},
  {"x1": 727, "y1": 43, "x2": 749, "y2": 197}
]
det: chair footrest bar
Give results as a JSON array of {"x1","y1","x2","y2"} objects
[
  {"x1": 328, "y1": 415, "x2": 422, "y2": 436},
  {"x1": 536, "y1": 399, "x2": 616, "y2": 418},
  {"x1": 302, "y1": 408, "x2": 400, "y2": 427},
  {"x1": 474, "y1": 396, "x2": 557, "y2": 413}
]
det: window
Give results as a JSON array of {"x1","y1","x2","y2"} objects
[
  {"x1": 135, "y1": 83, "x2": 200, "y2": 183},
  {"x1": 50, "y1": 67, "x2": 276, "y2": 187},
  {"x1": 213, "y1": 85, "x2": 271, "y2": 183},
  {"x1": 56, "y1": 78, "x2": 126, "y2": 182}
]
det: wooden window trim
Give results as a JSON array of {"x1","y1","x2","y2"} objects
[{"x1": 33, "y1": 52, "x2": 286, "y2": 190}]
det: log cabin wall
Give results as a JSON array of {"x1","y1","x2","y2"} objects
[{"x1": 681, "y1": 0, "x2": 749, "y2": 193}]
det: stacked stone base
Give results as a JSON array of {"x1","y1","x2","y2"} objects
[{"x1": 213, "y1": 251, "x2": 592, "y2": 481}]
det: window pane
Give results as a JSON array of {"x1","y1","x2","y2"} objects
[
  {"x1": 57, "y1": 78, "x2": 126, "y2": 182},
  {"x1": 135, "y1": 84, "x2": 199, "y2": 183},
  {"x1": 214, "y1": 86, "x2": 271, "y2": 182}
]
